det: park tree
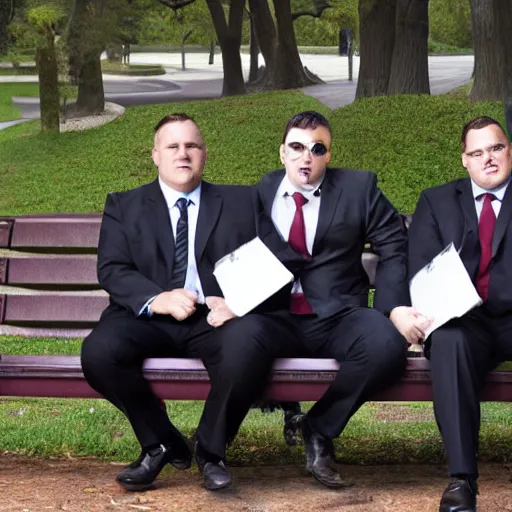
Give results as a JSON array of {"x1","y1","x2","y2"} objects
[
  {"x1": 0, "y1": 0, "x2": 19, "y2": 55},
  {"x1": 356, "y1": 0, "x2": 430, "y2": 99},
  {"x1": 205, "y1": 0, "x2": 246, "y2": 96},
  {"x1": 249, "y1": 0, "x2": 330, "y2": 90},
  {"x1": 470, "y1": 0, "x2": 512, "y2": 103},
  {"x1": 28, "y1": 4, "x2": 65, "y2": 132}
]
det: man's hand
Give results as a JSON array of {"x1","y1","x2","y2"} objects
[
  {"x1": 205, "y1": 296, "x2": 237, "y2": 327},
  {"x1": 389, "y1": 306, "x2": 432, "y2": 345},
  {"x1": 150, "y1": 289, "x2": 198, "y2": 320}
]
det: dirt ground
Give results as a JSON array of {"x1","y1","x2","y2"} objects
[{"x1": 1, "y1": 457, "x2": 512, "y2": 512}]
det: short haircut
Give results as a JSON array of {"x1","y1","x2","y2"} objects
[
  {"x1": 154, "y1": 113, "x2": 201, "y2": 135},
  {"x1": 461, "y1": 116, "x2": 507, "y2": 151},
  {"x1": 282, "y1": 111, "x2": 332, "y2": 143}
]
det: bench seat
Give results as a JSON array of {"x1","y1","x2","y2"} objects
[{"x1": 1, "y1": 214, "x2": 512, "y2": 403}]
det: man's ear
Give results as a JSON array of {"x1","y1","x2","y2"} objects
[
  {"x1": 461, "y1": 152, "x2": 468, "y2": 170},
  {"x1": 152, "y1": 147, "x2": 159, "y2": 167},
  {"x1": 279, "y1": 144, "x2": 285, "y2": 165},
  {"x1": 325, "y1": 151, "x2": 331, "y2": 165}
]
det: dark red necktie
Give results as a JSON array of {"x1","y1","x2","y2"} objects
[
  {"x1": 288, "y1": 192, "x2": 313, "y2": 314},
  {"x1": 476, "y1": 193, "x2": 496, "y2": 301}
]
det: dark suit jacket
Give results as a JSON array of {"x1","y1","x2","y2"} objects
[
  {"x1": 97, "y1": 179, "x2": 293, "y2": 321},
  {"x1": 408, "y1": 177, "x2": 512, "y2": 318},
  {"x1": 257, "y1": 168, "x2": 410, "y2": 317}
]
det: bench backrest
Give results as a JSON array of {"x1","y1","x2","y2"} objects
[{"x1": 0, "y1": 214, "x2": 409, "y2": 338}]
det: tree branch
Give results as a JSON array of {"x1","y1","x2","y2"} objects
[
  {"x1": 156, "y1": 0, "x2": 196, "y2": 10},
  {"x1": 291, "y1": 0, "x2": 332, "y2": 21}
]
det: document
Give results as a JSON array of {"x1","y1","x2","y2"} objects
[
  {"x1": 213, "y1": 237, "x2": 294, "y2": 317},
  {"x1": 409, "y1": 243, "x2": 482, "y2": 338}
]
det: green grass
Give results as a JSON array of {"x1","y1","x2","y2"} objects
[
  {"x1": 101, "y1": 61, "x2": 166, "y2": 76},
  {"x1": 0, "y1": 396, "x2": 511, "y2": 464},
  {"x1": 0, "y1": 91, "x2": 505, "y2": 215},
  {"x1": 0, "y1": 66, "x2": 37, "y2": 76}
]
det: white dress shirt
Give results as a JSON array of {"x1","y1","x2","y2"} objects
[
  {"x1": 471, "y1": 179, "x2": 509, "y2": 220},
  {"x1": 158, "y1": 177, "x2": 205, "y2": 303},
  {"x1": 271, "y1": 175, "x2": 322, "y2": 294}
]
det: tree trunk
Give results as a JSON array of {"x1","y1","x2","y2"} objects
[
  {"x1": 249, "y1": 0, "x2": 276, "y2": 70},
  {"x1": 268, "y1": 0, "x2": 318, "y2": 89},
  {"x1": 181, "y1": 29, "x2": 193, "y2": 71},
  {"x1": 248, "y1": 10, "x2": 259, "y2": 83},
  {"x1": 356, "y1": 0, "x2": 397, "y2": 98},
  {"x1": 75, "y1": 50, "x2": 104, "y2": 114},
  {"x1": 206, "y1": 0, "x2": 245, "y2": 96},
  {"x1": 387, "y1": 0, "x2": 430, "y2": 95},
  {"x1": 67, "y1": 0, "x2": 105, "y2": 114},
  {"x1": 470, "y1": 0, "x2": 510, "y2": 101},
  {"x1": 208, "y1": 39, "x2": 215, "y2": 65},
  {"x1": 0, "y1": 0, "x2": 13, "y2": 56},
  {"x1": 36, "y1": 32, "x2": 60, "y2": 133}
]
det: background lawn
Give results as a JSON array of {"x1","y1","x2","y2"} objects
[{"x1": 0, "y1": 89, "x2": 509, "y2": 465}]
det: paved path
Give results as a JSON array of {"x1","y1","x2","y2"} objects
[{"x1": 0, "y1": 53, "x2": 474, "y2": 129}]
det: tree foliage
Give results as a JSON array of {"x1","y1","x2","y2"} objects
[{"x1": 429, "y1": 0, "x2": 471, "y2": 48}]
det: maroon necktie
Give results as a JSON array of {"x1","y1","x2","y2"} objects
[
  {"x1": 476, "y1": 193, "x2": 496, "y2": 301},
  {"x1": 288, "y1": 192, "x2": 313, "y2": 314}
]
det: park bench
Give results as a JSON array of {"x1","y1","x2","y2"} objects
[{"x1": 1, "y1": 214, "x2": 512, "y2": 402}]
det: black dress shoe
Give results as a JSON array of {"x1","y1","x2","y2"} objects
[
  {"x1": 116, "y1": 441, "x2": 192, "y2": 492},
  {"x1": 298, "y1": 415, "x2": 352, "y2": 489},
  {"x1": 195, "y1": 443, "x2": 232, "y2": 491},
  {"x1": 439, "y1": 478, "x2": 477, "y2": 512}
]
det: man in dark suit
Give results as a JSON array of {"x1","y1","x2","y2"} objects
[
  {"x1": 81, "y1": 113, "x2": 296, "y2": 493},
  {"x1": 255, "y1": 111, "x2": 429, "y2": 488},
  {"x1": 408, "y1": 116, "x2": 512, "y2": 512}
]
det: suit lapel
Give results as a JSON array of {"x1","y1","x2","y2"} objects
[
  {"x1": 258, "y1": 169, "x2": 285, "y2": 215},
  {"x1": 313, "y1": 169, "x2": 343, "y2": 253},
  {"x1": 456, "y1": 179, "x2": 478, "y2": 243},
  {"x1": 195, "y1": 181, "x2": 222, "y2": 261},
  {"x1": 145, "y1": 179, "x2": 175, "y2": 282},
  {"x1": 492, "y1": 182, "x2": 512, "y2": 257}
]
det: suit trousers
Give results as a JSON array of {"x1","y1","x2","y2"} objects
[
  {"x1": 278, "y1": 306, "x2": 408, "y2": 439},
  {"x1": 81, "y1": 308, "x2": 293, "y2": 459},
  {"x1": 426, "y1": 309, "x2": 512, "y2": 478}
]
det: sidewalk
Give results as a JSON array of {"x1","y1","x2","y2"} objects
[{"x1": 0, "y1": 53, "x2": 474, "y2": 129}]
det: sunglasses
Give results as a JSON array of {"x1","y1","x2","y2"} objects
[{"x1": 286, "y1": 141, "x2": 329, "y2": 159}]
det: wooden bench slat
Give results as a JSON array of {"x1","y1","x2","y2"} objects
[
  {"x1": 0, "y1": 355, "x2": 510, "y2": 401},
  {"x1": 1, "y1": 294, "x2": 108, "y2": 323},
  {"x1": 4, "y1": 256, "x2": 98, "y2": 285},
  {"x1": 7, "y1": 215, "x2": 101, "y2": 249}
]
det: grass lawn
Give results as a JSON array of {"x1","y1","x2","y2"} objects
[{"x1": 0, "y1": 89, "x2": 509, "y2": 464}]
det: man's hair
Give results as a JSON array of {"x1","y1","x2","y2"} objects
[
  {"x1": 461, "y1": 116, "x2": 507, "y2": 151},
  {"x1": 154, "y1": 113, "x2": 200, "y2": 134},
  {"x1": 282, "y1": 111, "x2": 331, "y2": 143}
]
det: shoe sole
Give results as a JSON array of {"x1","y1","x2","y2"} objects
[
  {"x1": 116, "y1": 480, "x2": 156, "y2": 492},
  {"x1": 204, "y1": 478, "x2": 232, "y2": 491},
  {"x1": 312, "y1": 471, "x2": 354, "y2": 490}
]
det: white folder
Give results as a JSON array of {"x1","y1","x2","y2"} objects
[
  {"x1": 409, "y1": 243, "x2": 482, "y2": 338},
  {"x1": 213, "y1": 237, "x2": 294, "y2": 317}
]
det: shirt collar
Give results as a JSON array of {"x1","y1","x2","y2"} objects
[
  {"x1": 278, "y1": 174, "x2": 323, "y2": 200},
  {"x1": 158, "y1": 177, "x2": 201, "y2": 209},
  {"x1": 471, "y1": 177, "x2": 510, "y2": 202}
]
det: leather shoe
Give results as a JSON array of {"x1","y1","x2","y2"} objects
[
  {"x1": 298, "y1": 415, "x2": 352, "y2": 489},
  {"x1": 439, "y1": 478, "x2": 477, "y2": 512},
  {"x1": 195, "y1": 443, "x2": 232, "y2": 491},
  {"x1": 116, "y1": 440, "x2": 192, "y2": 492}
]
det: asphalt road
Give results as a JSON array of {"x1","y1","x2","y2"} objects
[{"x1": 4, "y1": 53, "x2": 474, "y2": 124}]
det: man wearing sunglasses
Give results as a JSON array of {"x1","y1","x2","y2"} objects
[{"x1": 255, "y1": 111, "x2": 429, "y2": 488}]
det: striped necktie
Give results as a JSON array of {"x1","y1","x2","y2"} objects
[{"x1": 170, "y1": 197, "x2": 189, "y2": 289}]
